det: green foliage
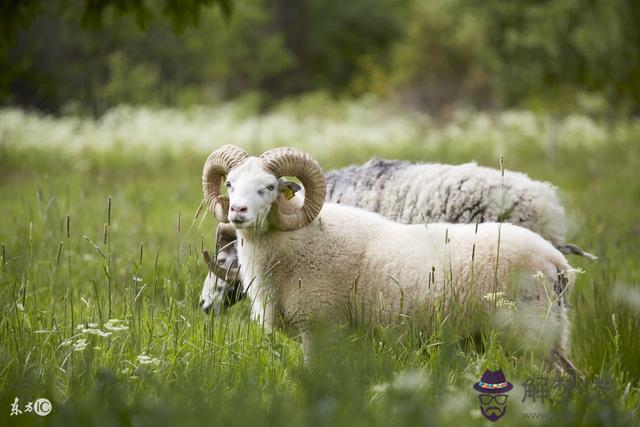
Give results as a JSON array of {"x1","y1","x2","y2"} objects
[
  {"x1": 475, "y1": 0, "x2": 640, "y2": 114},
  {"x1": 0, "y1": 0, "x2": 405, "y2": 113},
  {"x1": 0, "y1": 0, "x2": 42, "y2": 48},
  {"x1": 2, "y1": 0, "x2": 640, "y2": 115},
  {"x1": 389, "y1": 0, "x2": 640, "y2": 114},
  {"x1": 1, "y1": 0, "x2": 293, "y2": 113},
  {"x1": 390, "y1": 0, "x2": 493, "y2": 112},
  {"x1": 102, "y1": 52, "x2": 162, "y2": 105},
  {"x1": 303, "y1": 0, "x2": 405, "y2": 94},
  {"x1": 0, "y1": 0, "x2": 232, "y2": 45},
  {"x1": 197, "y1": 0, "x2": 294, "y2": 98}
]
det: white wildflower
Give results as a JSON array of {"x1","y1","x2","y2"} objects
[
  {"x1": 73, "y1": 339, "x2": 88, "y2": 352},
  {"x1": 483, "y1": 291, "x2": 517, "y2": 311},
  {"x1": 137, "y1": 352, "x2": 161, "y2": 366},
  {"x1": 83, "y1": 328, "x2": 111, "y2": 337},
  {"x1": 496, "y1": 299, "x2": 517, "y2": 310},
  {"x1": 483, "y1": 291, "x2": 506, "y2": 301},
  {"x1": 571, "y1": 267, "x2": 586, "y2": 276},
  {"x1": 77, "y1": 323, "x2": 112, "y2": 337},
  {"x1": 0, "y1": 104, "x2": 609, "y2": 155},
  {"x1": 372, "y1": 369, "x2": 429, "y2": 394},
  {"x1": 105, "y1": 319, "x2": 129, "y2": 332}
]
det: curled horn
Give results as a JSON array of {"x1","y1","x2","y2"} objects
[
  {"x1": 202, "y1": 145, "x2": 249, "y2": 222},
  {"x1": 260, "y1": 147, "x2": 326, "y2": 231},
  {"x1": 202, "y1": 250, "x2": 241, "y2": 284},
  {"x1": 203, "y1": 224, "x2": 241, "y2": 282}
]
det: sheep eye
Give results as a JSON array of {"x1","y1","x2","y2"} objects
[
  {"x1": 266, "y1": 184, "x2": 275, "y2": 191},
  {"x1": 225, "y1": 181, "x2": 232, "y2": 188},
  {"x1": 257, "y1": 189, "x2": 265, "y2": 196}
]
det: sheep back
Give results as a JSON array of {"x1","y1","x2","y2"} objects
[
  {"x1": 238, "y1": 203, "x2": 573, "y2": 352},
  {"x1": 326, "y1": 159, "x2": 567, "y2": 246}
]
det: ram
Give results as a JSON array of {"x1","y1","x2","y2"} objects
[
  {"x1": 200, "y1": 157, "x2": 594, "y2": 314},
  {"x1": 201, "y1": 144, "x2": 580, "y2": 373}
]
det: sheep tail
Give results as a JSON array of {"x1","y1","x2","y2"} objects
[{"x1": 555, "y1": 243, "x2": 598, "y2": 260}]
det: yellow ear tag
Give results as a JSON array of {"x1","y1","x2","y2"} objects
[{"x1": 283, "y1": 187, "x2": 295, "y2": 200}]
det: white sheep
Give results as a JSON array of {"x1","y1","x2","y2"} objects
[
  {"x1": 200, "y1": 157, "x2": 594, "y2": 314},
  {"x1": 200, "y1": 180, "x2": 304, "y2": 314},
  {"x1": 202, "y1": 144, "x2": 580, "y2": 373}
]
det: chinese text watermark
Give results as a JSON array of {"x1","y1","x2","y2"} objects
[{"x1": 10, "y1": 397, "x2": 52, "y2": 417}]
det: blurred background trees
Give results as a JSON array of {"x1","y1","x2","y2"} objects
[{"x1": 1, "y1": 0, "x2": 639, "y2": 116}]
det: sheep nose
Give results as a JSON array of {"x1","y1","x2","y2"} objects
[{"x1": 230, "y1": 204, "x2": 248, "y2": 214}]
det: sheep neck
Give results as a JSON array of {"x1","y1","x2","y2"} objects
[{"x1": 235, "y1": 227, "x2": 292, "y2": 330}]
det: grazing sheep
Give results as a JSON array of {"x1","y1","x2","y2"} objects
[
  {"x1": 200, "y1": 223, "x2": 243, "y2": 315},
  {"x1": 201, "y1": 144, "x2": 579, "y2": 372},
  {"x1": 200, "y1": 157, "x2": 594, "y2": 313}
]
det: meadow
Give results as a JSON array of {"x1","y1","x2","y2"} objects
[{"x1": 1, "y1": 98, "x2": 639, "y2": 426}]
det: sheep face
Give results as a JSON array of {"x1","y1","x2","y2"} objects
[
  {"x1": 200, "y1": 243, "x2": 242, "y2": 314},
  {"x1": 200, "y1": 278, "x2": 243, "y2": 315},
  {"x1": 203, "y1": 145, "x2": 326, "y2": 232},
  {"x1": 225, "y1": 158, "x2": 281, "y2": 230}
]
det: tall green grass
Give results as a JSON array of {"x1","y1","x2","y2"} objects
[{"x1": 0, "y1": 111, "x2": 639, "y2": 426}]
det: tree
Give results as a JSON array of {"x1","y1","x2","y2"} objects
[
  {"x1": 1, "y1": 0, "x2": 232, "y2": 47},
  {"x1": 476, "y1": 0, "x2": 640, "y2": 114},
  {"x1": 389, "y1": 0, "x2": 640, "y2": 115}
]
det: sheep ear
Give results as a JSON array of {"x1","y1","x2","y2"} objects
[
  {"x1": 202, "y1": 250, "x2": 212, "y2": 268},
  {"x1": 278, "y1": 179, "x2": 302, "y2": 200}
]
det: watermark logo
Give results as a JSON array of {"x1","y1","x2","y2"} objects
[
  {"x1": 471, "y1": 371, "x2": 581, "y2": 421},
  {"x1": 34, "y1": 398, "x2": 52, "y2": 416},
  {"x1": 472, "y1": 369, "x2": 513, "y2": 422},
  {"x1": 519, "y1": 373, "x2": 578, "y2": 419},
  {"x1": 10, "y1": 397, "x2": 52, "y2": 417}
]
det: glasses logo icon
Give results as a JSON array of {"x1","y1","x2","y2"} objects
[{"x1": 473, "y1": 369, "x2": 513, "y2": 422}]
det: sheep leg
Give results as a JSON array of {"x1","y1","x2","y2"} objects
[
  {"x1": 547, "y1": 348, "x2": 583, "y2": 379},
  {"x1": 301, "y1": 332, "x2": 313, "y2": 365},
  {"x1": 556, "y1": 243, "x2": 597, "y2": 260},
  {"x1": 544, "y1": 275, "x2": 583, "y2": 378}
]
